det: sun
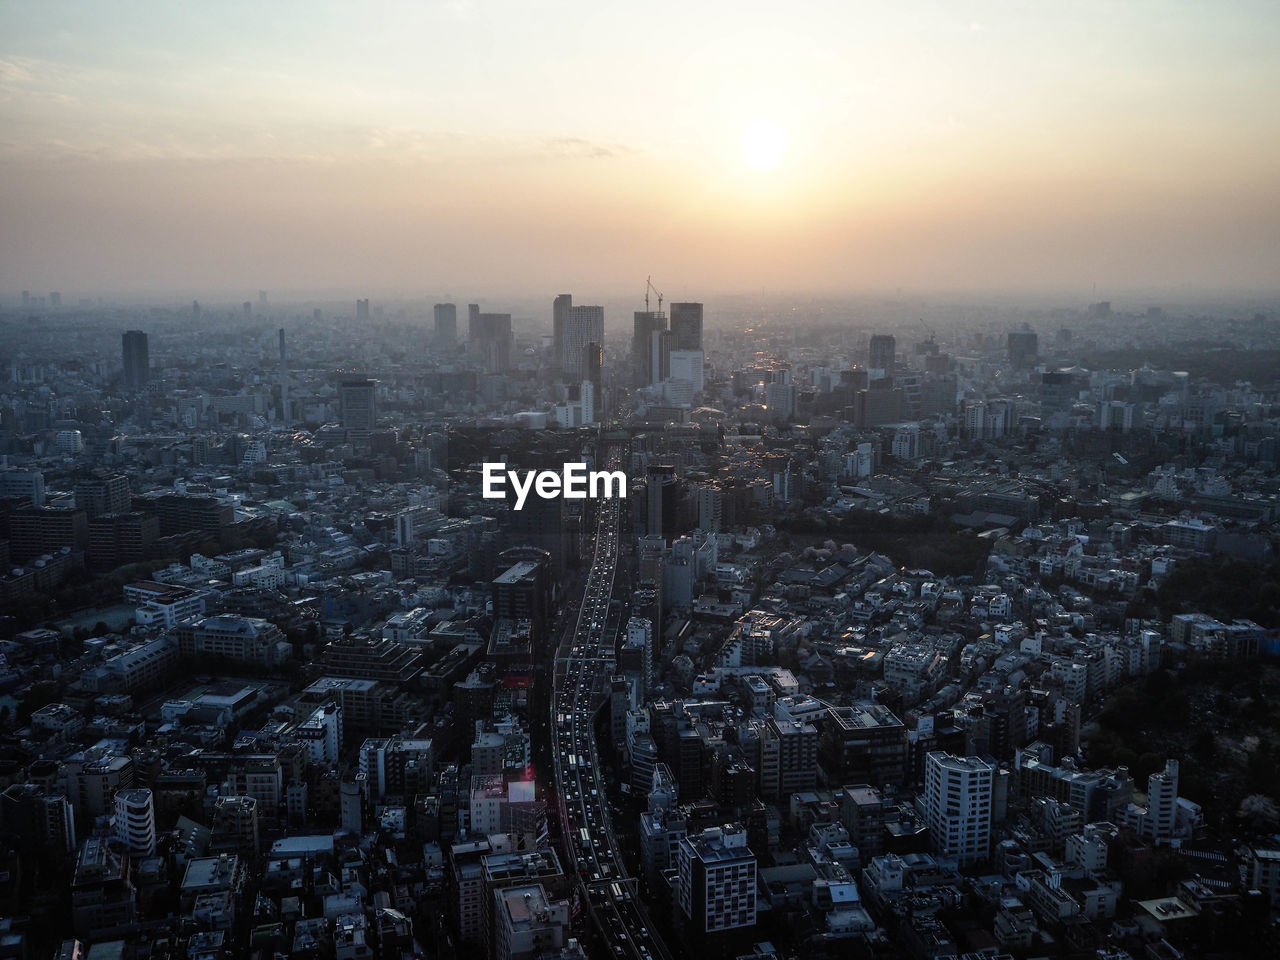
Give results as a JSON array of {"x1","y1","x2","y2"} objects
[{"x1": 741, "y1": 121, "x2": 786, "y2": 172}]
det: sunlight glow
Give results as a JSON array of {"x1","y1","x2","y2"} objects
[{"x1": 741, "y1": 121, "x2": 787, "y2": 171}]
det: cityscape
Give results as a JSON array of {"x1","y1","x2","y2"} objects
[{"x1": 3, "y1": 4, "x2": 1280, "y2": 960}]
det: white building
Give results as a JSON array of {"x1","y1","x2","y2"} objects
[
  {"x1": 923, "y1": 752, "x2": 995, "y2": 867},
  {"x1": 676, "y1": 823, "x2": 757, "y2": 934},
  {"x1": 114, "y1": 787, "x2": 157, "y2": 857},
  {"x1": 298, "y1": 703, "x2": 342, "y2": 766}
]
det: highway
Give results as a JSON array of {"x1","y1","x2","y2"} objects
[{"x1": 549, "y1": 442, "x2": 671, "y2": 960}]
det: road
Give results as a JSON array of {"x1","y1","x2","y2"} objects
[{"x1": 549, "y1": 442, "x2": 672, "y2": 960}]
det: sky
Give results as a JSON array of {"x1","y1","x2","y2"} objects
[{"x1": 2, "y1": 1, "x2": 1279, "y2": 301}]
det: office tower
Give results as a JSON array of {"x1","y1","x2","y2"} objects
[
  {"x1": 583, "y1": 341, "x2": 603, "y2": 394},
  {"x1": 114, "y1": 788, "x2": 156, "y2": 857},
  {"x1": 50, "y1": 291, "x2": 61, "y2": 307},
  {"x1": 632, "y1": 311, "x2": 666, "y2": 386},
  {"x1": 675, "y1": 824, "x2": 757, "y2": 935},
  {"x1": 491, "y1": 555, "x2": 553, "y2": 644},
  {"x1": 192, "y1": 299, "x2": 200, "y2": 318},
  {"x1": 869, "y1": 334, "x2": 896, "y2": 382},
  {"x1": 560, "y1": 301, "x2": 604, "y2": 381},
  {"x1": 669, "y1": 301, "x2": 704, "y2": 351},
  {"x1": 121, "y1": 330, "x2": 149, "y2": 390},
  {"x1": 468, "y1": 307, "x2": 514, "y2": 373},
  {"x1": 21, "y1": 290, "x2": 29, "y2": 307},
  {"x1": 645, "y1": 463, "x2": 678, "y2": 541},
  {"x1": 1007, "y1": 329, "x2": 1039, "y2": 368},
  {"x1": 434, "y1": 302, "x2": 458, "y2": 342},
  {"x1": 923, "y1": 751, "x2": 996, "y2": 867},
  {"x1": 258, "y1": 289, "x2": 267, "y2": 307},
  {"x1": 339, "y1": 378, "x2": 378, "y2": 442},
  {"x1": 242, "y1": 301, "x2": 251, "y2": 316},
  {"x1": 278, "y1": 327, "x2": 289, "y2": 423},
  {"x1": 356, "y1": 298, "x2": 370, "y2": 321},
  {"x1": 552, "y1": 294, "x2": 572, "y2": 373},
  {"x1": 74, "y1": 475, "x2": 131, "y2": 519},
  {"x1": 649, "y1": 328, "x2": 673, "y2": 386}
]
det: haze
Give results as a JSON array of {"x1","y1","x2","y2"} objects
[{"x1": 3, "y1": 1, "x2": 1279, "y2": 298}]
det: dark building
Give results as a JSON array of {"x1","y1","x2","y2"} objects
[
  {"x1": 817, "y1": 703, "x2": 909, "y2": 789},
  {"x1": 491, "y1": 553, "x2": 553, "y2": 645},
  {"x1": 1008, "y1": 329, "x2": 1039, "y2": 368},
  {"x1": 434, "y1": 302, "x2": 458, "y2": 342},
  {"x1": 88, "y1": 512, "x2": 159, "y2": 570},
  {"x1": 356, "y1": 298, "x2": 370, "y2": 321},
  {"x1": 339, "y1": 378, "x2": 378, "y2": 441},
  {"x1": 669, "y1": 301, "x2": 704, "y2": 351},
  {"x1": 583, "y1": 341, "x2": 603, "y2": 394},
  {"x1": 122, "y1": 330, "x2": 149, "y2": 390},
  {"x1": 74, "y1": 475, "x2": 131, "y2": 519},
  {"x1": 135, "y1": 493, "x2": 233, "y2": 537},
  {"x1": 869, "y1": 334, "x2": 896, "y2": 382},
  {"x1": 645, "y1": 464, "x2": 678, "y2": 541},
  {"x1": 468, "y1": 309, "x2": 513, "y2": 374},
  {"x1": 552, "y1": 293, "x2": 572, "y2": 375},
  {"x1": 8, "y1": 506, "x2": 88, "y2": 563},
  {"x1": 632, "y1": 311, "x2": 667, "y2": 386}
]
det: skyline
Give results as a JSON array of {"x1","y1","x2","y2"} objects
[{"x1": 3, "y1": 1, "x2": 1280, "y2": 297}]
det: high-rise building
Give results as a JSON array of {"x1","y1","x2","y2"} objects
[
  {"x1": 122, "y1": 330, "x2": 149, "y2": 390},
  {"x1": 649, "y1": 329, "x2": 672, "y2": 386},
  {"x1": 559, "y1": 300, "x2": 604, "y2": 381},
  {"x1": 434, "y1": 303, "x2": 458, "y2": 343},
  {"x1": 632, "y1": 311, "x2": 667, "y2": 386},
  {"x1": 675, "y1": 824, "x2": 757, "y2": 935},
  {"x1": 583, "y1": 341, "x2": 603, "y2": 394},
  {"x1": 356, "y1": 298, "x2": 370, "y2": 321},
  {"x1": 552, "y1": 294, "x2": 572, "y2": 373},
  {"x1": 1142, "y1": 759, "x2": 1179, "y2": 844},
  {"x1": 1008, "y1": 329, "x2": 1039, "y2": 368},
  {"x1": 869, "y1": 334, "x2": 896, "y2": 382},
  {"x1": 278, "y1": 328, "x2": 289, "y2": 423},
  {"x1": 114, "y1": 787, "x2": 156, "y2": 857},
  {"x1": 469, "y1": 309, "x2": 514, "y2": 373},
  {"x1": 669, "y1": 302, "x2": 704, "y2": 351},
  {"x1": 645, "y1": 464, "x2": 678, "y2": 541},
  {"x1": 339, "y1": 378, "x2": 378, "y2": 441},
  {"x1": 923, "y1": 751, "x2": 995, "y2": 867}
]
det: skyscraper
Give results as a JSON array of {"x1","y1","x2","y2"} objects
[
  {"x1": 669, "y1": 301, "x2": 704, "y2": 351},
  {"x1": 469, "y1": 310, "x2": 513, "y2": 373},
  {"x1": 339, "y1": 378, "x2": 378, "y2": 442},
  {"x1": 632, "y1": 311, "x2": 667, "y2": 386},
  {"x1": 122, "y1": 330, "x2": 149, "y2": 390},
  {"x1": 552, "y1": 294, "x2": 572, "y2": 373},
  {"x1": 356, "y1": 298, "x2": 371, "y2": 321},
  {"x1": 434, "y1": 303, "x2": 457, "y2": 343},
  {"x1": 583, "y1": 341, "x2": 603, "y2": 394},
  {"x1": 923, "y1": 751, "x2": 995, "y2": 867},
  {"x1": 869, "y1": 334, "x2": 896, "y2": 382},
  {"x1": 561, "y1": 302, "x2": 604, "y2": 381},
  {"x1": 645, "y1": 463, "x2": 678, "y2": 541}
]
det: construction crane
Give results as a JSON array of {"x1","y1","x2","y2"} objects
[{"x1": 645, "y1": 275, "x2": 664, "y2": 314}]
